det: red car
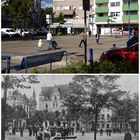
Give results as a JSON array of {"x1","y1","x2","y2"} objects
[{"x1": 100, "y1": 36, "x2": 139, "y2": 65}]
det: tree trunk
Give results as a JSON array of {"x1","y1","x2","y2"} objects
[
  {"x1": 2, "y1": 88, "x2": 8, "y2": 140},
  {"x1": 94, "y1": 111, "x2": 98, "y2": 140}
]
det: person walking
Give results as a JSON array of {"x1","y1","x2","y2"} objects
[
  {"x1": 81, "y1": 127, "x2": 85, "y2": 136},
  {"x1": 79, "y1": 31, "x2": 86, "y2": 47},
  {"x1": 95, "y1": 32, "x2": 100, "y2": 44},
  {"x1": 47, "y1": 31, "x2": 52, "y2": 50},
  {"x1": 100, "y1": 128, "x2": 103, "y2": 136},
  {"x1": 28, "y1": 125, "x2": 32, "y2": 136},
  {"x1": 20, "y1": 126, "x2": 24, "y2": 137},
  {"x1": 124, "y1": 131, "x2": 132, "y2": 140}
]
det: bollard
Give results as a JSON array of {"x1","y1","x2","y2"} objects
[{"x1": 89, "y1": 48, "x2": 93, "y2": 65}]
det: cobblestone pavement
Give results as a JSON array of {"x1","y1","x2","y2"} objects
[
  {"x1": 5, "y1": 132, "x2": 138, "y2": 140},
  {"x1": 2, "y1": 35, "x2": 128, "y2": 61},
  {"x1": 1, "y1": 35, "x2": 128, "y2": 73}
]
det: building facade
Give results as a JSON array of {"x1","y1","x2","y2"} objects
[
  {"x1": 95, "y1": 0, "x2": 139, "y2": 35},
  {"x1": 6, "y1": 89, "x2": 37, "y2": 129},
  {"x1": 52, "y1": 0, "x2": 139, "y2": 35},
  {"x1": 39, "y1": 85, "x2": 116, "y2": 131},
  {"x1": 52, "y1": 0, "x2": 96, "y2": 35}
]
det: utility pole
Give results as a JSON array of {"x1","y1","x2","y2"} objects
[{"x1": 83, "y1": 0, "x2": 90, "y2": 64}]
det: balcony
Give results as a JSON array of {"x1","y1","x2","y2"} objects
[
  {"x1": 123, "y1": 15, "x2": 139, "y2": 22},
  {"x1": 123, "y1": 3, "x2": 139, "y2": 11},
  {"x1": 96, "y1": 16, "x2": 108, "y2": 22},
  {"x1": 95, "y1": 6, "x2": 109, "y2": 13},
  {"x1": 96, "y1": 0, "x2": 108, "y2": 4}
]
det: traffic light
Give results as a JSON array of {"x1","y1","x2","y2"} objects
[{"x1": 83, "y1": 0, "x2": 90, "y2": 11}]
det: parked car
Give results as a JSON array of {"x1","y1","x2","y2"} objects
[
  {"x1": 36, "y1": 28, "x2": 48, "y2": 36},
  {"x1": 1, "y1": 28, "x2": 21, "y2": 38},
  {"x1": 100, "y1": 36, "x2": 139, "y2": 65},
  {"x1": 1, "y1": 31, "x2": 10, "y2": 40},
  {"x1": 16, "y1": 28, "x2": 30, "y2": 36}
]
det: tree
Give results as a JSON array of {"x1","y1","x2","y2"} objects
[
  {"x1": 107, "y1": 15, "x2": 116, "y2": 36},
  {"x1": 2, "y1": 0, "x2": 34, "y2": 28},
  {"x1": 1, "y1": 75, "x2": 39, "y2": 140},
  {"x1": 63, "y1": 75, "x2": 125, "y2": 140},
  {"x1": 40, "y1": 8, "x2": 54, "y2": 27},
  {"x1": 112, "y1": 92, "x2": 138, "y2": 131},
  {"x1": 53, "y1": 12, "x2": 66, "y2": 24}
]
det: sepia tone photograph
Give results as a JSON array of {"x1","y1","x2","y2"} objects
[{"x1": 1, "y1": 75, "x2": 139, "y2": 140}]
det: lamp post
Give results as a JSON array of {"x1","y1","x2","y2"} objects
[{"x1": 128, "y1": 0, "x2": 131, "y2": 40}]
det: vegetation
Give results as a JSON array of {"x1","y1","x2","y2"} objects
[
  {"x1": 2, "y1": 0, "x2": 34, "y2": 28},
  {"x1": 63, "y1": 75, "x2": 125, "y2": 140},
  {"x1": 31, "y1": 59, "x2": 138, "y2": 73}
]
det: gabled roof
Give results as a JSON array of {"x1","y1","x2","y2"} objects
[{"x1": 40, "y1": 84, "x2": 71, "y2": 100}]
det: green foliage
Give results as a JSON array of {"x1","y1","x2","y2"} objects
[
  {"x1": 53, "y1": 12, "x2": 66, "y2": 24},
  {"x1": 2, "y1": 0, "x2": 34, "y2": 28},
  {"x1": 57, "y1": 32, "x2": 62, "y2": 36},
  {"x1": 31, "y1": 59, "x2": 138, "y2": 73}
]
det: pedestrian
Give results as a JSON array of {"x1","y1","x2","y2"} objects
[
  {"x1": 81, "y1": 127, "x2": 85, "y2": 136},
  {"x1": 106, "y1": 128, "x2": 109, "y2": 136},
  {"x1": 20, "y1": 126, "x2": 24, "y2": 137},
  {"x1": 37, "y1": 128, "x2": 44, "y2": 140},
  {"x1": 89, "y1": 30, "x2": 92, "y2": 37},
  {"x1": 108, "y1": 128, "x2": 112, "y2": 136},
  {"x1": 9, "y1": 125, "x2": 13, "y2": 135},
  {"x1": 12, "y1": 126, "x2": 16, "y2": 135},
  {"x1": 47, "y1": 31, "x2": 53, "y2": 50},
  {"x1": 38, "y1": 39, "x2": 43, "y2": 51},
  {"x1": 100, "y1": 128, "x2": 103, "y2": 136},
  {"x1": 95, "y1": 32, "x2": 100, "y2": 44},
  {"x1": 28, "y1": 125, "x2": 32, "y2": 136},
  {"x1": 124, "y1": 131, "x2": 132, "y2": 140},
  {"x1": 79, "y1": 31, "x2": 86, "y2": 47}
]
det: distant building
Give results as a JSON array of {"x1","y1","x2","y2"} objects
[
  {"x1": 39, "y1": 84, "x2": 70, "y2": 112},
  {"x1": 52, "y1": 0, "x2": 139, "y2": 35},
  {"x1": 39, "y1": 84, "x2": 114, "y2": 131},
  {"x1": 6, "y1": 89, "x2": 37, "y2": 129},
  {"x1": 52, "y1": 0, "x2": 96, "y2": 35}
]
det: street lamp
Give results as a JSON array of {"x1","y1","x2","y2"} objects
[{"x1": 128, "y1": 0, "x2": 131, "y2": 40}]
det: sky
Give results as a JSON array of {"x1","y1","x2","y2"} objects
[
  {"x1": 41, "y1": 0, "x2": 52, "y2": 8},
  {"x1": 2, "y1": 75, "x2": 139, "y2": 109}
]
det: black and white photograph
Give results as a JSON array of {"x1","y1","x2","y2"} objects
[{"x1": 1, "y1": 75, "x2": 139, "y2": 140}]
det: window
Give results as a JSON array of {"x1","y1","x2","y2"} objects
[
  {"x1": 116, "y1": 2, "x2": 120, "y2": 6},
  {"x1": 101, "y1": 114, "x2": 105, "y2": 120},
  {"x1": 107, "y1": 114, "x2": 110, "y2": 120},
  {"x1": 110, "y1": 2, "x2": 120, "y2": 7},
  {"x1": 111, "y1": 12, "x2": 120, "y2": 17},
  {"x1": 102, "y1": 124, "x2": 104, "y2": 128}
]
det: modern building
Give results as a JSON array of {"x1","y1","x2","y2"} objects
[
  {"x1": 52, "y1": 0, "x2": 96, "y2": 34},
  {"x1": 95, "y1": 0, "x2": 139, "y2": 35},
  {"x1": 6, "y1": 89, "x2": 37, "y2": 129},
  {"x1": 52, "y1": 0, "x2": 139, "y2": 35}
]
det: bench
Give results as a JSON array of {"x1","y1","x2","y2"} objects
[
  {"x1": 54, "y1": 136, "x2": 77, "y2": 140},
  {"x1": 10, "y1": 50, "x2": 67, "y2": 73},
  {"x1": 1, "y1": 56, "x2": 11, "y2": 73}
]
